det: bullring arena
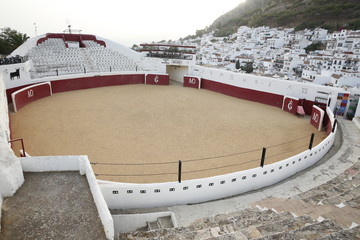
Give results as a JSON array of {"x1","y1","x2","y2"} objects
[
  {"x1": 1, "y1": 33, "x2": 360, "y2": 239},
  {"x1": 10, "y1": 84, "x2": 327, "y2": 183}
]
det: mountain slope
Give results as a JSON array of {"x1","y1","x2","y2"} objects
[{"x1": 189, "y1": 0, "x2": 360, "y2": 38}]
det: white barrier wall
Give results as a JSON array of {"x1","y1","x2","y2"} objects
[
  {"x1": 0, "y1": 62, "x2": 31, "y2": 90},
  {"x1": 355, "y1": 100, "x2": 360, "y2": 117},
  {"x1": 0, "y1": 75, "x2": 24, "y2": 192},
  {"x1": 21, "y1": 156, "x2": 114, "y2": 240},
  {"x1": 0, "y1": 73, "x2": 10, "y2": 143},
  {"x1": 188, "y1": 65, "x2": 349, "y2": 111},
  {"x1": 0, "y1": 73, "x2": 25, "y2": 233},
  {"x1": 100, "y1": 112, "x2": 336, "y2": 209}
]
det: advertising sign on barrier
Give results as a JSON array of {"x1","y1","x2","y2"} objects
[
  {"x1": 183, "y1": 76, "x2": 201, "y2": 89},
  {"x1": 310, "y1": 105, "x2": 325, "y2": 131},
  {"x1": 11, "y1": 82, "x2": 52, "y2": 112},
  {"x1": 282, "y1": 96, "x2": 299, "y2": 115},
  {"x1": 145, "y1": 74, "x2": 169, "y2": 85}
]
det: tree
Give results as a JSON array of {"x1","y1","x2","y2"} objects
[
  {"x1": 235, "y1": 59, "x2": 241, "y2": 70},
  {"x1": 304, "y1": 41, "x2": 326, "y2": 53},
  {"x1": 0, "y1": 27, "x2": 29, "y2": 55},
  {"x1": 241, "y1": 62, "x2": 254, "y2": 73},
  {"x1": 131, "y1": 44, "x2": 139, "y2": 51}
]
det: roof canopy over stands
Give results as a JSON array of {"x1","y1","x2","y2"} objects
[
  {"x1": 37, "y1": 33, "x2": 106, "y2": 48},
  {"x1": 139, "y1": 43, "x2": 196, "y2": 60}
]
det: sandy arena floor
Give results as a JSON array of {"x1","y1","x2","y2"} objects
[{"x1": 10, "y1": 84, "x2": 327, "y2": 183}]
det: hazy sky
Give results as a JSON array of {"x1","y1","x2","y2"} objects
[{"x1": 1, "y1": 0, "x2": 244, "y2": 47}]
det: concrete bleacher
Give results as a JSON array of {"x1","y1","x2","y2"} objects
[
  {"x1": 118, "y1": 119, "x2": 360, "y2": 240},
  {"x1": 27, "y1": 37, "x2": 138, "y2": 79}
]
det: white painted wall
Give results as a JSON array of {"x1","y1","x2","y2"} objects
[
  {"x1": 113, "y1": 211, "x2": 176, "y2": 233},
  {"x1": 100, "y1": 117, "x2": 336, "y2": 209},
  {"x1": 140, "y1": 57, "x2": 167, "y2": 73},
  {"x1": 0, "y1": 73, "x2": 24, "y2": 232},
  {"x1": 0, "y1": 74, "x2": 24, "y2": 191},
  {"x1": 0, "y1": 62, "x2": 31, "y2": 88},
  {"x1": 166, "y1": 65, "x2": 188, "y2": 83},
  {"x1": 0, "y1": 72, "x2": 10, "y2": 141},
  {"x1": 353, "y1": 117, "x2": 360, "y2": 130},
  {"x1": 0, "y1": 197, "x2": 2, "y2": 232},
  {"x1": 355, "y1": 100, "x2": 360, "y2": 117},
  {"x1": 20, "y1": 155, "x2": 114, "y2": 240},
  {"x1": 188, "y1": 65, "x2": 352, "y2": 112}
]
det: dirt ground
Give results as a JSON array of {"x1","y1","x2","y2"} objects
[{"x1": 10, "y1": 84, "x2": 327, "y2": 183}]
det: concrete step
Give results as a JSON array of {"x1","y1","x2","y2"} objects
[
  {"x1": 254, "y1": 197, "x2": 360, "y2": 228},
  {"x1": 157, "y1": 216, "x2": 173, "y2": 229},
  {"x1": 191, "y1": 208, "x2": 286, "y2": 231},
  {"x1": 345, "y1": 195, "x2": 360, "y2": 208},
  {"x1": 147, "y1": 220, "x2": 161, "y2": 231},
  {"x1": 232, "y1": 211, "x2": 295, "y2": 232},
  {"x1": 322, "y1": 185, "x2": 360, "y2": 205},
  {"x1": 183, "y1": 211, "x2": 295, "y2": 239},
  {"x1": 252, "y1": 215, "x2": 314, "y2": 238},
  {"x1": 318, "y1": 225, "x2": 360, "y2": 240},
  {"x1": 119, "y1": 216, "x2": 175, "y2": 239},
  {"x1": 254, "y1": 219, "x2": 343, "y2": 240}
]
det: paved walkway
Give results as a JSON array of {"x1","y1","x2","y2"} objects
[
  {"x1": 1, "y1": 172, "x2": 106, "y2": 240},
  {"x1": 168, "y1": 119, "x2": 360, "y2": 227}
]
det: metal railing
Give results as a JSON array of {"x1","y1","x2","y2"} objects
[{"x1": 91, "y1": 132, "x2": 324, "y2": 183}]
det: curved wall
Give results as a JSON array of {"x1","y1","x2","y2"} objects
[
  {"x1": 7, "y1": 73, "x2": 169, "y2": 111},
  {"x1": 94, "y1": 72, "x2": 338, "y2": 209},
  {"x1": 99, "y1": 107, "x2": 336, "y2": 209},
  {"x1": 4, "y1": 70, "x2": 337, "y2": 210},
  {"x1": 11, "y1": 82, "x2": 52, "y2": 112}
]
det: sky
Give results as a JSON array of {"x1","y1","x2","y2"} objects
[{"x1": 1, "y1": 0, "x2": 245, "y2": 47}]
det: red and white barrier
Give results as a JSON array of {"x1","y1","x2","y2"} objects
[
  {"x1": 183, "y1": 76, "x2": 201, "y2": 89},
  {"x1": 145, "y1": 74, "x2": 169, "y2": 85},
  {"x1": 11, "y1": 82, "x2": 52, "y2": 112},
  {"x1": 51, "y1": 74, "x2": 145, "y2": 93},
  {"x1": 282, "y1": 96, "x2": 299, "y2": 115},
  {"x1": 310, "y1": 105, "x2": 325, "y2": 131}
]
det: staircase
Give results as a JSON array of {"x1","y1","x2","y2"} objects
[
  {"x1": 146, "y1": 216, "x2": 174, "y2": 231},
  {"x1": 80, "y1": 48, "x2": 96, "y2": 72},
  {"x1": 118, "y1": 206, "x2": 360, "y2": 239}
]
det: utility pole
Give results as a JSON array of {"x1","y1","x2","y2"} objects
[{"x1": 34, "y1": 23, "x2": 37, "y2": 36}]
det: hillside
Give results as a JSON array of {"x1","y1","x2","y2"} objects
[{"x1": 185, "y1": 0, "x2": 360, "y2": 39}]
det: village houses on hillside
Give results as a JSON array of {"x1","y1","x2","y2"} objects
[{"x1": 168, "y1": 26, "x2": 360, "y2": 89}]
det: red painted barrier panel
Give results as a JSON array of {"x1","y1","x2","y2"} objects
[
  {"x1": 324, "y1": 113, "x2": 332, "y2": 135},
  {"x1": 282, "y1": 96, "x2": 299, "y2": 115},
  {"x1": 145, "y1": 74, "x2": 169, "y2": 85},
  {"x1": 51, "y1": 74, "x2": 145, "y2": 93},
  {"x1": 201, "y1": 79, "x2": 284, "y2": 108},
  {"x1": 11, "y1": 82, "x2": 52, "y2": 112},
  {"x1": 183, "y1": 76, "x2": 200, "y2": 89},
  {"x1": 6, "y1": 83, "x2": 34, "y2": 103},
  {"x1": 310, "y1": 105, "x2": 325, "y2": 131}
]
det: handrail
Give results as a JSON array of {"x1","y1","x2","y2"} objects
[{"x1": 8, "y1": 138, "x2": 26, "y2": 157}]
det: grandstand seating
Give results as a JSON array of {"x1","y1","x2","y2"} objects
[
  {"x1": 27, "y1": 37, "x2": 138, "y2": 79},
  {"x1": 119, "y1": 206, "x2": 359, "y2": 239}
]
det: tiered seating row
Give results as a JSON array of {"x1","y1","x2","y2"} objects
[{"x1": 27, "y1": 38, "x2": 137, "y2": 79}]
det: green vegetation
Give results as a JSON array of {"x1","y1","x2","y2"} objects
[
  {"x1": 304, "y1": 42, "x2": 327, "y2": 53},
  {"x1": 183, "y1": 0, "x2": 360, "y2": 39},
  {"x1": 241, "y1": 62, "x2": 254, "y2": 73},
  {"x1": 235, "y1": 59, "x2": 240, "y2": 70},
  {"x1": 0, "y1": 28, "x2": 29, "y2": 55}
]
